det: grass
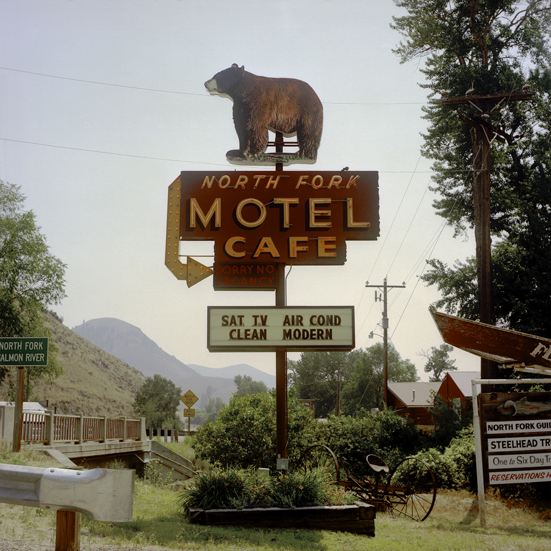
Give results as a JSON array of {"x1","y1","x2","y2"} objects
[{"x1": 1, "y1": 442, "x2": 550, "y2": 550}]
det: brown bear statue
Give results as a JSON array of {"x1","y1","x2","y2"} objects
[{"x1": 205, "y1": 64, "x2": 323, "y2": 164}]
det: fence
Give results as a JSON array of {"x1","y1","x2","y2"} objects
[{"x1": 20, "y1": 411, "x2": 145, "y2": 445}]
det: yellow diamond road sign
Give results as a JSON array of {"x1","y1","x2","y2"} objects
[{"x1": 181, "y1": 390, "x2": 198, "y2": 408}]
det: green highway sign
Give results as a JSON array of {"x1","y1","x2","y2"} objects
[{"x1": 0, "y1": 338, "x2": 49, "y2": 366}]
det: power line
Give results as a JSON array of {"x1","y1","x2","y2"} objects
[
  {"x1": 0, "y1": 138, "x2": 227, "y2": 167},
  {"x1": 0, "y1": 137, "x2": 439, "y2": 172},
  {"x1": 0, "y1": 66, "x2": 205, "y2": 97},
  {"x1": 0, "y1": 66, "x2": 426, "y2": 106}
]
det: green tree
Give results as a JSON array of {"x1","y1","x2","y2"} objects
[
  {"x1": 193, "y1": 389, "x2": 321, "y2": 469},
  {"x1": 0, "y1": 182, "x2": 66, "y2": 388},
  {"x1": 287, "y1": 351, "x2": 361, "y2": 418},
  {"x1": 193, "y1": 396, "x2": 225, "y2": 425},
  {"x1": 133, "y1": 374, "x2": 181, "y2": 429},
  {"x1": 421, "y1": 343, "x2": 457, "y2": 382},
  {"x1": 234, "y1": 374, "x2": 268, "y2": 396},
  {"x1": 392, "y1": 1, "x2": 551, "y2": 336},
  {"x1": 340, "y1": 343, "x2": 419, "y2": 414}
]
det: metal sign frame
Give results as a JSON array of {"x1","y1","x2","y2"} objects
[
  {"x1": 472, "y1": 378, "x2": 551, "y2": 528},
  {"x1": 168, "y1": 171, "x2": 379, "y2": 270},
  {"x1": 207, "y1": 306, "x2": 355, "y2": 352}
]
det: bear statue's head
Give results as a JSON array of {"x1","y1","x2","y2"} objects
[{"x1": 204, "y1": 64, "x2": 245, "y2": 97}]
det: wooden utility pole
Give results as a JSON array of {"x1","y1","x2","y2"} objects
[
  {"x1": 366, "y1": 278, "x2": 405, "y2": 405},
  {"x1": 439, "y1": 91, "x2": 532, "y2": 380}
]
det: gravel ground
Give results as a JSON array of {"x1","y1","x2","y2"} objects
[{"x1": 0, "y1": 538, "x2": 170, "y2": 551}]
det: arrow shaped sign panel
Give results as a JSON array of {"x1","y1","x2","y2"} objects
[{"x1": 166, "y1": 177, "x2": 213, "y2": 287}]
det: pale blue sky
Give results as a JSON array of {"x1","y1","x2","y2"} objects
[{"x1": 0, "y1": 0, "x2": 479, "y2": 378}]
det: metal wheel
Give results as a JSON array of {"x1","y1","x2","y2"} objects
[
  {"x1": 297, "y1": 444, "x2": 341, "y2": 485},
  {"x1": 384, "y1": 457, "x2": 437, "y2": 521}
]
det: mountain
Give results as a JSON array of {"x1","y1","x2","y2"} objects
[
  {"x1": 71, "y1": 318, "x2": 200, "y2": 379},
  {"x1": 29, "y1": 312, "x2": 146, "y2": 417},
  {"x1": 71, "y1": 318, "x2": 238, "y2": 407},
  {"x1": 188, "y1": 363, "x2": 275, "y2": 388},
  {"x1": 2, "y1": 315, "x2": 274, "y2": 418}
]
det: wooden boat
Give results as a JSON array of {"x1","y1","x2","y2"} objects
[{"x1": 429, "y1": 307, "x2": 551, "y2": 375}]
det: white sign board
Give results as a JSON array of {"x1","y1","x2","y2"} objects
[
  {"x1": 489, "y1": 453, "x2": 551, "y2": 470},
  {"x1": 488, "y1": 435, "x2": 551, "y2": 453},
  {"x1": 207, "y1": 306, "x2": 354, "y2": 352},
  {"x1": 487, "y1": 420, "x2": 551, "y2": 435},
  {"x1": 489, "y1": 469, "x2": 551, "y2": 484}
]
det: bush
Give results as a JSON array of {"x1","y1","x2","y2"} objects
[
  {"x1": 268, "y1": 469, "x2": 354, "y2": 508},
  {"x1": 181, "y1": 467, "x2": 264, "y2": 511},
  {"x1": 180, "y1": 466, "x2": 355, "y2": 512},
  {"x1": 193, "y1": 389, "x2": 321, "y2": 470},
  {"x1": 411, "y1": 426, "x2": 476, "y2": 491},
  {"x1": 319, "y1": 409, "x2": 426, "y2": 478}
]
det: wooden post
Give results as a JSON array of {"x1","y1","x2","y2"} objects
[
  {"x1": 55, "y1": 510, "x2": 81, "y2": 551},
  {"x1": 100, "y1": 416, "x2": 107, "y2": 442},
  {"x1": 77, "y1": 414, "x2": 83, "y2": 444},
  {"x1": 274, "y1": 132, "x2": 287, "y2": 462},
  {"x1": 45, "y1": 411, "x2": 55, "y2": 445},
  {"x1": 382, "y1": 279, "x2": 389, "y2": 406},
  {"x1": 275, "y1": 262, "x2": 287, "y2": 461},
  {"x1": 365, "y1": 279, "x2": 405, "y2": 406},
  {"x1": 471, "y1": 116, "x2": 499, "y2": 382},
  {"x1": 12, "y1": 366, "x2": 25, "y2": 452},
  {"x1": 441, "y1": 92, "x2": 532, "y2": 382}
]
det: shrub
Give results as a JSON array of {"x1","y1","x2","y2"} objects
[
  {"x1": 180, "y1": 466, "x2": 355, "y2": 512},
  {"x1": 319, "y1": 409, "x2": 426, "y2": 478},
  {"x1": 411, "y1": 426, "x2": 476, "y2": 491},
  {"x1": 181, "y1": 467, "x2": 265, "y2": 512},
  {"x1": 268, "y1": 468, "x2": 354, "y2": 508},
  {"x1": 193, "y1": 389, "x2": 321, "y2": 470},
  {"x1": 144, "y1": 460, "x2": 165, "y2": 486}
]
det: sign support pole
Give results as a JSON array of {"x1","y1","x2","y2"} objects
[
  {"x1": 275, "y1": 263, "x2": 287, "y2": 462},
  {"x1": 12, "y1": 366, "x2": 25, "y2": 452},
  {"x1": 274, "y1": 132, "x2": 287, "y2": 462}
]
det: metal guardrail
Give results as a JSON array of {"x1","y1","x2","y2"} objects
[
  {"x1": 0, "y1": 463, "x2": 134, "y2": 522},
  {"x1": 1, "y1": 463, "x2": 135, "y2": 550}
]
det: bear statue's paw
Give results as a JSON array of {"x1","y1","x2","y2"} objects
[
  {"x1": 226, "y1": 150, "x2": 267, "y2": 162},
  {"x1": 226, "y1": 150, "x2": 247, "y2": 161}
]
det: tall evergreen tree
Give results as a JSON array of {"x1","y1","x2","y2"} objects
[{"x1": 392, "y1": 1, "x2": 551, "y2": 336}]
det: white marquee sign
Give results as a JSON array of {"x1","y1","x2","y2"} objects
[{"x1": 207, "y1": 306, "x2": 354, "y2": 352}]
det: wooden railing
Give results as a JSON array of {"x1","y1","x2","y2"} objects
[{"x1": 21, "y1": 412, "x2": 146, "y2": 445}]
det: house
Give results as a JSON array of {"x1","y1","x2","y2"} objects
[
  {"x1": 387, "y1": 382, "x2": 441, "y2": 430},
  {"x1": 438, "y1": 371, "x2": 479, "y2": 403},
  {"x1": 386, "y1": 371, "x2": 480, "y2": 431}
]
